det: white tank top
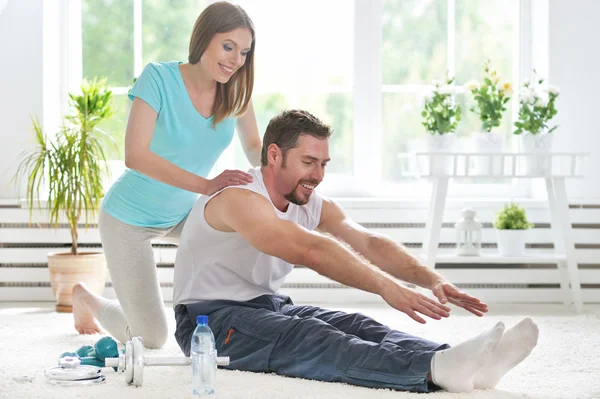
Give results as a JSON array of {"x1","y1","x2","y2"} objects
[{"x1": 173, "y1": 167, "x2": 323, "y2": 305}]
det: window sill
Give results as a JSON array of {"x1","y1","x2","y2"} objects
[{"x1": 318, "y1": 173, "x2": 530, "y2": 199}]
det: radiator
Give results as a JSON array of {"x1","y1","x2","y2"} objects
[{"x1": 1, "y1": 201, "x2": 599, "y2": 304}]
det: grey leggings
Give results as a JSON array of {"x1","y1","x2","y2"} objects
[{"x1": 97, "y1": 209, "x2": 187, "y2": 348}]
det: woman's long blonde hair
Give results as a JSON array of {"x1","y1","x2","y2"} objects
[{"x1": 188, "y1": 1, "x2": 255, "y2": 127}]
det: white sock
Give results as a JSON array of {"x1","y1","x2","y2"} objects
[
  {"x1": 431, "y1": 321, "x2": 505, "y2": 393},
  {"x1": 473, "y1": 317, "x2": 539, "y2": 389}
]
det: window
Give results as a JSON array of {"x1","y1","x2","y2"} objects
[
  {"x1": 79, "y1": 0, "x2": 532, "y2": 197},
  {"x1": 82, "y1": 0, "x2": 212, "y2": 160},
  {"x1": 381, "y1": 0, "x2": 521, "y2": 193},
  {"x1": 82, "y1": 0, "x2": 132, "y2": 160},
  {"x1": 216, "y1": 0, "x2": 354, "y2": 175},
  {"x1": 82, "y1": 0, "x2": 353, "y2": 174}
]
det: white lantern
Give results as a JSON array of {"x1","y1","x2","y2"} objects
[{"x1": 455, "y1": 208, "x2": 482, "y2": 256}]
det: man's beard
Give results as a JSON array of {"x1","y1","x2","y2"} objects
[
  {"x1": 280, "y1": 158, "x2": 318, "y2": 205},
  {"x1": 283, "y1": 180, "x2": 318, "y2": 206},
  {"x1": 283, "y1": 185, "x2": 307, "y2": 205}
]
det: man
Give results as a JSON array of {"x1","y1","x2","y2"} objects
[{"x1": 173, "y1": 110, "x2": 539, "y2": 393}]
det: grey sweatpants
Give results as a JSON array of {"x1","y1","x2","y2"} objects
[{"x1": 97, "y1": 209, "x2": 187, "y2": 348}]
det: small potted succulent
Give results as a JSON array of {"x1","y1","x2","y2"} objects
[{"x1": 493, "y1": 202, "x2": 534, "y2": 256}]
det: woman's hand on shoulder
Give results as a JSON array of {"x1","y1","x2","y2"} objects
[{"x1": 204, "y1": 169, "x2": 254, "y2": 195}]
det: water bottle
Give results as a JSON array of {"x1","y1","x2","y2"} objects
[{"x1": 191, "y1": 315, "x2": 216, "y2": 396}]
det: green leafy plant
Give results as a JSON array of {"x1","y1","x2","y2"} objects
[
  {"x1": 465, "y1": 60, "x2": 513, "y2": 132},
  {"x1": 514, "y1": 72, "x2": 560, "y2": 135},
  {"x1": 421, "y1": 76, "x2": 462, "y2": 134},
  {"x1": 493, "y1": 203, "x2": 534, "y2": 230},
  {"x1": 13, "y1": 78, "x2": 116, "y2": 255}
]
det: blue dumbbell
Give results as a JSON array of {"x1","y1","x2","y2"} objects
[{"x1": 59, "y1": 336, "x2": 119, "y2": 369}]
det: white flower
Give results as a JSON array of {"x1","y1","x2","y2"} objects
[
  {"x1": 498, "y1": 80, "x2": 513, "y2": 95},
  {"x1": 536, "y1": 96, "x2": 549, "y2": 108},
  {"x1": 547, "y1": 85, "x2": 560, "y2": 95},
  {"x1": 437, "y1": 85, "x2": 454, "y2": 95},
  {"x1": 520, "y1": 87, "x2": 535, "y2": 104},
  {"x1": 432, "y1": 80, "x2": 443, "y2": 87},
  {"x1": 442, "y1": 96, "x2": 454, "y2": 107},
  {"x1": 464, "y1": 80, "x2": 479, "y2": 91},
  {"x1": 421, "y1": 91, "x2": 434, "y2": 106},
  {"x1": 534, "y1": 89, "x2": 545, "y2": 100},
  {"x1": 488, "y1": 69, "x2": 501, "y2": 84}
]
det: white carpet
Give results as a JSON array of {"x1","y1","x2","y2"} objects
[{"x1": 1, "y1": 303, "x2": 599, "y2": 399}]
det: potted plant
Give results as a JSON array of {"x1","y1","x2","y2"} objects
[
  {"x1": 13, "y1": 78, "x2": 115, "y2": 312},
  {"x1": 465, "y1": 60, "x2": 513, "y2": 175},
  {"x1": 421, "y1": 75, "x2": 462, "y2": 175},
  {"x1": 514, "y1": 72, "x2": 560, "y2": 175},
  {"x1": 493, "y1": 202, "x2": 534, "y2": 256}
]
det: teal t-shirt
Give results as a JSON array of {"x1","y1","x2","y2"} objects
[{"x1": 102, "y1": 61, "x2": 236, "y2": 227}]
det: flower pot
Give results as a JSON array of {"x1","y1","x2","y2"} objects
[
  {"x1": 496, "y1": 229, "x2": 528, "y2": 256},
  {"x1": 472, "y1": 132, "x2": 506, "y2": 175},
  {"x1": 48, "y1": 252, "x2": 107, "y2": 313},
  {"x1": 520, "y1": 132, "x2": 554, "y2": 176},
  {"x1": 424, "y1": 133, "x2": 457, "y2": 176}
]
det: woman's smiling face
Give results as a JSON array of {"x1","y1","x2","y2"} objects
[{"x1": 200, "y1": 28, "x2": 253, "y2": 84}]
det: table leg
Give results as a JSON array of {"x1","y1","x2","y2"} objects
[
  {"x1": 422, "y1": 177, "x2": 449, "y2": 270},
  {"x1": 548, "y1": 178, "x2": 583, "y2": 312}
]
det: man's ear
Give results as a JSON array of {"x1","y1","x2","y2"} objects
[{"x1": 267, "y1": 143, "x2": 281, "y2": 166}]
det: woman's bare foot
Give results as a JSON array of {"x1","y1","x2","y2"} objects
[{"x1": 72, "y1": 282, "x2": 104, "y2": 334}]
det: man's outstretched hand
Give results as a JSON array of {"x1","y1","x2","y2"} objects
[
  {"x1": 381, "y1": 282, "x2": 452, "y2": 324},
  {"x1": 431, "y1": 279, "x2": 488, "y2": 316}
]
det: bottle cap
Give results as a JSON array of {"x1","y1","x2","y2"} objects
[{"x1": 196, "y1": 315, "x2": 208, "y2": 325}]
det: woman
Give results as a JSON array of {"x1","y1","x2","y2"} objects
[{"x1": 71, "y1": 1, "x2": 260, "y2": 349}]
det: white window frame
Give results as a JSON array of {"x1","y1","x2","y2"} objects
[
  {"x1": 61, "y1": 0, "x2": 544, "y2": 199},
  {"x1": 359, "y1": 0, "x2": 535, "y2": 198}
]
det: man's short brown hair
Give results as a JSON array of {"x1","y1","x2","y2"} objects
[{"x1": 260, "y1": 109, "x2": 333, "y2": 166}]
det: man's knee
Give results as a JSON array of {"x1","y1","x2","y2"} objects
[{"x1": 175, "y1": 324, "x2": 194, "y2": 356}]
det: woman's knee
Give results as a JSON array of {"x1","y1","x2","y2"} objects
[{"x1": 136, "y1": 322, "x2": 169, "y2": 349}]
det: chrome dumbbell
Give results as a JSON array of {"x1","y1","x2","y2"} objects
[{"x1": 105, "y1": 337, "x2": 230, "y2": 387}]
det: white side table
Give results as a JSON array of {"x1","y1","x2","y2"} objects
[{"x1": 405, "y1": 152, "x2": 589, "y2": 313}]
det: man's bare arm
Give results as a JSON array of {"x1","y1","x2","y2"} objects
[
  {"x1": 316, "y1": 198, "x2": 443, "y2": 289},
  {"x1": 317, "y1": 198, "x2": 488, "y2": 316},
  {"x1": 208, "y1": 189, "x2": 389, "y2": 296},
  {"x1": 206, "y1": 189, "x2": 451, "y2": 323}
]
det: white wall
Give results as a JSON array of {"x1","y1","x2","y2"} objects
[
  {"x1": 0, "y1": 1, "x2": 599, "y2": 200},
  {"x1": 549, "y1": 0, "x2": 600, "y2": 199},
  {"x1": 0, "y1": 0, "x2": 44, "y2": 199}
]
